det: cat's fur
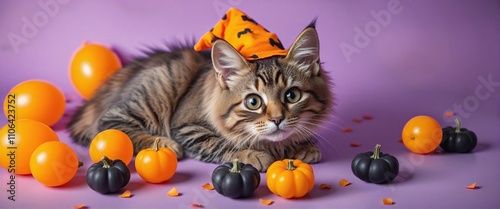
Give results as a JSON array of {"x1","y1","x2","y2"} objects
[{"x1": 68, "y1": 21, "x2": 333, "y2": 172}]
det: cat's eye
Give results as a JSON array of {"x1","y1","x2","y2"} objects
[
  {"x1": 285, "y1": 88, "x2": 302, "y2": 104},
  {"x1": 244, "y1": 94, "x2": 262, "y2": 110}
]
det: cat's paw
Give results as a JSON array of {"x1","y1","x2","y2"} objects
[
  {"x1": 156, "y1": 137, "x2": 184, "y2": 159},
  {"x1": 234, "y1": 150, "x2": 275, "y2": 172},
  {"x1": 294, "y1": 144, "x2": 322, "y2": 164}
]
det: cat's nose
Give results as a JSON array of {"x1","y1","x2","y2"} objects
[{"x1": 269, "y1": 116, "x2": 285, "y2": 126}]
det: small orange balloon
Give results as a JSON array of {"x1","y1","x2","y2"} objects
[
  {"x1": 30, "y1": 141, "x2": 80, "y2": 187},
  {"x1": 89, "y1": 129, "x2": 134, "y2": 165},
  {"x1": 69, "y1": 42, "x2": 122, "y2": 99},
  {"x1": 402, "y1": 115, "x2": 443, "y2": 154},
  {"x1": 0, "y1": 119, "x2": 59, "y2": 175},
  {"x1": 3, "y1": 80, "x2": 66, "y2": 127}
]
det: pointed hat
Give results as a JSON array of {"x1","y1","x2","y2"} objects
[{"x1": 194, "y1": 8, "x2": 287, "y2": 60}]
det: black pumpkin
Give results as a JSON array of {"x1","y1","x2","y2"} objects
[
  {"x1": 86, "y1": 156, "x2": 130, "y2": 194},
  {"x1": 212, "y1": 159, "x2": 260, "y2": 198},
  {"x1": 351, "y1": 144, "x2": 399, "y2": 184},
  {"x1": 440, "y1": 119, "x2": 477, "y2": 153}
]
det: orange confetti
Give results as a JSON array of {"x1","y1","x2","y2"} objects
[
  {"x1": 339, "y1": 178, "x2": 351, "y2": 187},
  {"x1": 342, "y1": 127, "x2": 353, "y2": 133},
  {"x1": 350, "y1": 142, "x2": 361, "y2": 147},
  {"x1": 167, "y1": 187, "x2": 180, "y2": 197},
  {"x1": 191, "y1": 202, "x2": 203, "y2": 208},
  {"x1": 202, "y1": 183, "x2": 214, "y2": 190},
  {"x1": 119, "y1": 190, "x2": 132, "y2": 198},
  {"x1": 466, "y1": 182, "x2": 478, "y2": 189},
  {"x1": 362, "y1": 115, "x2": 373, "y2": 120},
  {"x1": 319, "y1": 183, "x2": 332, "y2": 190},
  {"x1": 259, "y1": 198, "x2": 274, "y2": 206},
  {"x1": 444, "y1": 111, "x2": 455, "y2": 117},
  {"x1": 74, "y1": 204, "x2": 87, "y2": 209},
  {"x1": 353, "y1": 118, "x2": 362, "y2": 123},
  {"x1": 382, "y1": 198, "x2": 394, "y2": 205}
]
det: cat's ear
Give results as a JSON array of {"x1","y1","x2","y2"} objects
[
  {"x1": 286, "y1": 20, "x2": 321, "y2": 76},
  {"x1": 212, "y1": 39, "x2": 250, "y2": 89}
]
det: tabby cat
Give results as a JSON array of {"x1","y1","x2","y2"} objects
[{"x1": 68, "y1": 21, "x2": 333, "y2": 172}]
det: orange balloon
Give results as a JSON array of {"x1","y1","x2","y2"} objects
[
  {"x1": 402, "y1": 115, "x2": 443, "y2": 154},
  {"x1": 89, "y1": 129, "x2": 134, "y2": 165},
  {"x1": 30, "y1": 141, "x2": 80, "y2": 187},
  {"x1": 0, "y1": 119, "x2": 59, "y2": 175},
  {"x1": 69, "y1": 42, "x2": 122, "y2": 99},
  {"x1": 3, "y1": 80, "x2": 66, "y2": 126}
]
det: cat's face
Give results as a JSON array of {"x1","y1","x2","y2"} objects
[{"x1": 209, "y1": 24, "x2": 333, "y2": 145}]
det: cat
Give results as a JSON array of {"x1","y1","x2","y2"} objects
[{"x1": 68, "y1": 20, "x2": 333, "y2": 172}]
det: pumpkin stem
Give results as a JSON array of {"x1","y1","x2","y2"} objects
[
  {"x1": 454, "y1": 118, "x2": 461, "y2": 133},
  {"x1": 152, "y1": 137, "x2": 161, "y2": 151},
  {"x1": 286, "y1": 159, "x2": 296, "y2": 171},
  {"x1": 78, "y1": 162, "x2": 84, "y2": 168},
  {"x1": 370, "y1": 144, "x2": 382, "y2": 159},
  {"x1": 229, "y1": 159, "x2": 240, "y2": 173},
  {"x1": 101, "y1": 156, "x2": 113, "y2": 168}
]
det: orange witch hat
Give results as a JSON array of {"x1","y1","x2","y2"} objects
[{"x1": 194, "y1": 8, "x2": 287, "y2": 60}]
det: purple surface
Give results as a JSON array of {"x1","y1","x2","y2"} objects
[{"x1": 1, "y1": 0, "x2": 499, "y2": 208}]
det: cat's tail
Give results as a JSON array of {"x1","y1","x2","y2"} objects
[{"x1": 67, "y1": 101, "x2": 102, "y2": 147}]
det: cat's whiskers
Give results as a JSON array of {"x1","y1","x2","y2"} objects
[
  {"x1": 302, "y1": 119, "x2": 355, "y2": 145},
  {"x1": 213, "y1": 130, "x2": 260, "y2": 162},
  {"x1": 210, "y1": 131, "x2": 248, "y2": 161},
  {"x1": 245, "y1": 132, "x2": 261, "y2": 153},
  {"x1": 293, "y1": 124, "x2": 343, "y2": 158},
  {"x1": 293, "y1": 124, "x2": 327, "y2": 146},
  {"x1": 301, "y1": 119, "x2": 343, "y2": 134},
  {"x1": 300, "y1": 118, "x2": 358, "y2": 142},
  {"x1": 293, "y1": 129, "x2": 321, "y2": 158}
]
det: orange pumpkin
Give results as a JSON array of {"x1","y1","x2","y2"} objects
[
  {"x1": 402, "y1": 115, "x2": 443, "y2": 154},
  {"x1": 266, "y1": 159, "x2": 314, "y2": 199},
  {"x1": 135, "y1": 138, "x2": 177, "y2": 183}
]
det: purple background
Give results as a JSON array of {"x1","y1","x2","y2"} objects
[{"x1": 1, "y1": 0, "x2": 500, "y2": 208}]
